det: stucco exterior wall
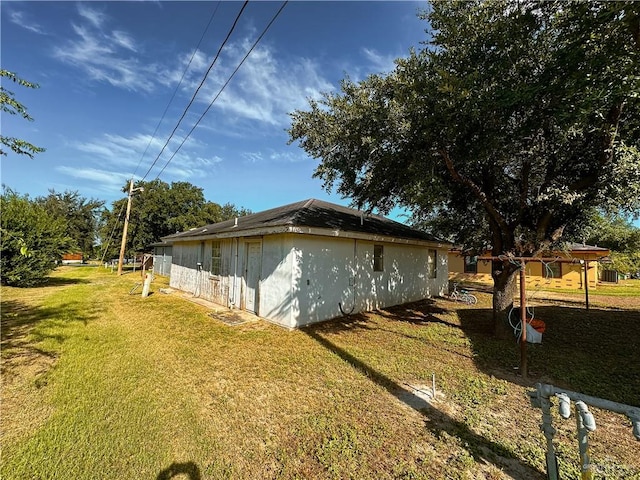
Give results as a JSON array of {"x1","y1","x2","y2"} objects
[
  {"x1": 259, "y1": 235, "x2": 295, "y2": 327},
  {"x1": 169, "y1": 234, "x2": 449, "y2": 329},
  {"x1": 292, "y1": 236, "x2": 449, "y2": 328},
  {"x1": 291, "y1": 236, "x2": 356, "y2": 327}
]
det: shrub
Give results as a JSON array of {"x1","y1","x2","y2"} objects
[{"x1": 1, "y1": 188, "x2": 72, "y2": 286}]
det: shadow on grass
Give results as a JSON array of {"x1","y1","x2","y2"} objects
[
  {"x1": 326, "y1": 298, "x2": 640, "y2": 407},
  {"x1": 3, "y1": 276, "x2": 90, "y2": 288},
  {"x1": 303, "y1": 324, "x2": 546, "y2": 479},
  {"x1": 457, "y1": 304, "x2": 640, "y2": 407},
  {"x1": 42, "y1": 276, "x2": 91, "y2": 287},
  {"x1": 1, "y1": 298, "x2": 102, "y2": 375},
  {"x1": 156, "y1": 462, "x2": 201, "y2": 480},
  {"x1": 316, "y1": 300, "x2": 467, "y2": 342}
]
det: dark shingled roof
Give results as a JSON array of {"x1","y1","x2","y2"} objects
[{"x1": 163, "y1": 198, "x2": 447, "y2": 244}]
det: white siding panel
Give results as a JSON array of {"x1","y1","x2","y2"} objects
[
  {"x1": 259, "y1": 235, "x2": 295, "y2": 328},
  {"x1": 169, "y1": 240, "x2": 234, "y2": 306},
  {"x1": 170, "y1": 234, "x2": 449, "y2": 329},
  {"x1": 292, "y1": 236, "x2": 357, "y2": 327}
]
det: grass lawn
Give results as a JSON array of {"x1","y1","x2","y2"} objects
[{"x1": 2, "y1": 266, "x2": 639, "y2": 479}]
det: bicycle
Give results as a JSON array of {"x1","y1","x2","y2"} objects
[{"x1": 449, "y1": 283, "x2": 478, "y2": 305}]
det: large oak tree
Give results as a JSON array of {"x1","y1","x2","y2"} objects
[{"x1": 289, "y1": 1, "x2": 640, "y2": 337}]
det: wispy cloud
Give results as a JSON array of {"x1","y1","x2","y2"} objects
[
  {"x1": 69, "y1": 132, "x2": 221, "y2": 182},
  {"x1": 51, "y1": 5, "x2": 333, "y2": 128},
  {"x1": 53, "y1": 4, "x2": 156, "y2": 91},
  {"x1": 76, "y1": 3, "x2": 107, "y2": 28},
  {"x1": 73, "y1": 133, "x2": 162, "y2": 168},
  {"x1": 55, "y1": 166, "x2": 131, "y2": 192},
  {"x1": 180, "y1": 40, "x2": 334, "y2": 128},
  {"x1": 362, "y1": 47, "x2": 397, "y2": 74},
  {"x1": 111, "y1": 30, "x2": 137, "y2": 52},
  {"x1": 242, "y1": 151, "x2": 264, "y2": 164},
  {"x1": 9, "y1": 10, "x2": 46, "y2": 35},
  {"x1": 242, "y1": 148, "x2": 307, "y2": 165}
]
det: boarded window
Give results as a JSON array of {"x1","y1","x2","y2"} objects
[
  {"x1": 427, "y1": 249, "x2": 437, "y2": 278},
  {"x1": 545, "y1": 262, "x2": 562, "y2": 279},
  {"x1": 464, "y1": 256, "x2": 478, "y2": 274},
  {"x1": 211, "y1": 241, "x2": 221, "y2": 275},
  {"x1": 373, "y1": 245, "x2": 384, "y2": 272}
]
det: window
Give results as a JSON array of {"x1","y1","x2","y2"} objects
[
  {"x1": 211, "y1": 241, "x2": 221, "y2": 275},
  {"x1": 427, "y1": 249, "x2": 437, "y2": 278},
  {"x1": 545, "y1": 262, "x2": 562, "y2": 279},
  {"x1": 373, "y1": 245, "x2": 384, "y2": 272},
  {"x1": 464, "y1": 256, "x2": 478, "y2": 274}
]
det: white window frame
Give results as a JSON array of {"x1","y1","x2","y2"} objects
[
  {"x1": 211, "y1": 241, "x2": 221, "y2": 276},
  {"x1": 428, "y1": 249, "x2": 438, "y2": 279},
  {"x1": 373, "y1": 244, "x2": 384, "y2": 272}
]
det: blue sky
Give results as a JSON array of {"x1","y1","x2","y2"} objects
[{"x1": 1, "y1": 1, "x2": 427, "y2": 219}]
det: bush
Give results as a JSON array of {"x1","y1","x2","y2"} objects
[{"x1": 1, "y1": 188, "x2": 72, "y2": 286}]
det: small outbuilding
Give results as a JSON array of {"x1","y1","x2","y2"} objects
[
  {"x1": 448, "y1": 243, "x2": 611, "y2": 289},
  {"x1": 149, "y1": 241, "x2": 173, "y2": 277},
  {"x1": 163, "y1": 199, "x2": 451, "y2": 329}
]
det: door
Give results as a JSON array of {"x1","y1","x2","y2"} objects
[{"x1": 244, "y1": 242, "x2": 261, "y2": 313}]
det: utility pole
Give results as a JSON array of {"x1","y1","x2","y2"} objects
[{"x1": 117, "y1": 180, "x2": 144, "y2": 275}]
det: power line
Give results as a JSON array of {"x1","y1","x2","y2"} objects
[
  {"x1": 130, "y1": 1, "x2": 222, "y2": 181},
  {"x1": 140, "y1": 0, "x2": 250, "y2": 182},
  {"x1": 155, "y1": 1, "x2": 288, "y2": 180}
]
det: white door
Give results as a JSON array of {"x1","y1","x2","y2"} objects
[{"x1": 244, "y1": 242, "x2": 261, "y2": 313}]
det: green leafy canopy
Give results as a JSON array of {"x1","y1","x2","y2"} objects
[
  {"x1": 1, "y1": 188, "x2": 73, "y2": 287},
  {"x1": 0, "y1": 70, "x2": 45, "y2": 159},
  {"x1": 289, "y1": 1, "x2": 640, "y2": 257},
  {"x1": 289, "y1": 0, "x2": 640, "y2": 336},
  {"x1": 99, "y1": 180, "x2": 250, "y2": 259}
]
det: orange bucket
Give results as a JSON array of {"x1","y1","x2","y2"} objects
[{"x1": 528, "y1": 318, "x2": 546, "y2": 334}]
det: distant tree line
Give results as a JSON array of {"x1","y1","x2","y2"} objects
[
  {"x1": 99, "y1": 179, "x2": 250, "y2": 261},
  {"x1": 0, "y1": 181, "x2": 249, "y2": 287},
  {"x1": 567, "y1": 209, "x2": 640, "y2": 277}
]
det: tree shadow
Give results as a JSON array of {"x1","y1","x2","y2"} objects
[
  {"x1": 315, "y1": 298, "x2": 488, "y2": 345},
  {"x1": 303, "y1": 325, "x2": 545, "y2": 478},
  {"x1": 156, "y1": 462, "x2": 201, "y2": 480},
  {"x1": 457, "y1": 303, "x2": 640, "y2": 406},
  {"x1": 1, "y1": 298, "x2": 102, "y2": 377},
  {"x1": 42, "y1": 276, "x2": 91, "y2": 287},
  {"x1": 4, "y1": 276, "x2": 90, "y2": 288},
  {"x1": 326, "y1": 296, "x2": 640, "y2": 407}
]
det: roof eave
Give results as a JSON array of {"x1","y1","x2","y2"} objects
[{"x1": 166, "y1": 225, "x2": 451, "y2": 247}]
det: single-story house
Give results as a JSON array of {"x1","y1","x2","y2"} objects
[
  {"x1": 162, "y1": 199, "x2": 451, "y2": 329},
  {"x1": 149, "y1": 241, "x2": 173, "y2": 277},
  {"x1": 448, "y1": 243, "x2": 611, "y2": 290}
]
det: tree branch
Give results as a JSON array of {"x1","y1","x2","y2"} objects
[
  {"x1": 568, "y1": 101, "x2": 624, "y2": 192},
  {"x1": 440, "y1": 148, "x2": 511, "y2": 236}
]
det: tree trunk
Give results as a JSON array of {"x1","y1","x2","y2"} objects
[{"x1": 492, "y1": 260, "x2": 519, "y2": 339}]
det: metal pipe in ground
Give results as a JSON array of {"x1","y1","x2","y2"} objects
[{"x1": 141, "y1": 273, "x2": 152, "y2": 297}]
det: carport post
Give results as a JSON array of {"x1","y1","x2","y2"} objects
[
  {"x1": 583, "y1": 260, "x2": 590, "y2": 311},
  {"x1": 519, "y1": 262, "x2": 527, "y2": 378}
]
